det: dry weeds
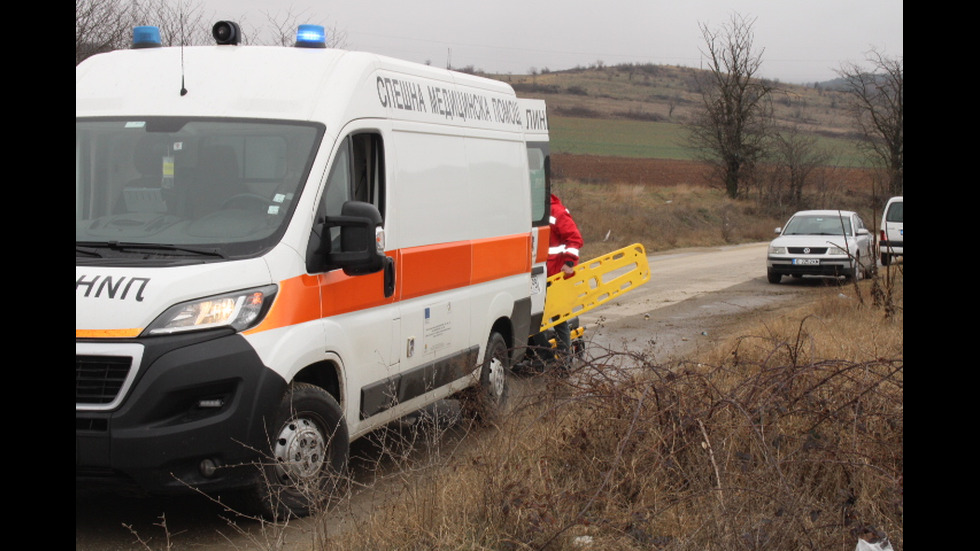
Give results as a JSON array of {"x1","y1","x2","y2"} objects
[{"x1": 323, "y1": 273, "x2": 903, "y2": 551}]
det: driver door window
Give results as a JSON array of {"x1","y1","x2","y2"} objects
[{"x1": 317, "y1": 131, "x2": 386, "y2": 257}]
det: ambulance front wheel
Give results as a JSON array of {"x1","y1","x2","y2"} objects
[{"x1": 252, "y1": 382, "x2": 349, "y2": 519}]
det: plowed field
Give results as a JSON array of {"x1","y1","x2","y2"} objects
[
  {"x1": 553, "y1": 154, "x2": 876, "y2": 191},
  {"x1": 553, "y1": 154, "x2": 710, "y2": 186}
]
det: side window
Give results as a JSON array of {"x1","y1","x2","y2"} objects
[
  {"x1": 323, "y1": 138, "x2": 352, "y2": 218},
  {"x1": 317, "y1": 132, "x2": 386, "y2": 253},
  {"x1": 526, "y1": 142, "x2": 550, "y2": 227},
  {"x1": 350, "y1": 133, "x2": 385, "y2": 213},
  {"x1": 886, "y1": 202, "x2": 903, "y2": 223}
]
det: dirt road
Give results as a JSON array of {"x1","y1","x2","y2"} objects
[
  {"x1": 579, "y1": 242, "x2": 810, "y2": 362},
  {"x1": 77, "y1": 242, "x2": 828, "y2": 550}
]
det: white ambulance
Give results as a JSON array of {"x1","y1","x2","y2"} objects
[{"x1": 76, "y1": 22, "x2": 550, "y2": 517}]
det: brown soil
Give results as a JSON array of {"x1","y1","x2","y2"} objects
[
  {"x1": 553, "y1": 154, "x2": 711, "y2": 186},
  {"x1": 553, "y1": 154, "x2": 878, "y2": 192}
]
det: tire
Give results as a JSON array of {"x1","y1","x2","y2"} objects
[
  {"x1": 461, "y1": 331, "x2": 511, "y2": 423},
  {"x1": 767, "y1": 269, "x2": 782, "y2": 284},
  {"x1": 250, "y1": 382, "x2": 349, "y2": 519},
  {"x1": 880, "y1": 253, "x2": 891, "y2": 266},
  {"x1": 848, "y1": 254, "x2": 864, "y2": 282}
]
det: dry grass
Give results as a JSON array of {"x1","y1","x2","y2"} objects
[
  {"x1": 322, "y1": 272, "x2": 903, "y2": 551},
  {"x1": 554, "y1": 180, "x2": 783, "y2": 259}
]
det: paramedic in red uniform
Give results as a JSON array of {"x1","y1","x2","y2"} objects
[{"x1": 535, "y1": 193, "x2": 584, "y2": 370}]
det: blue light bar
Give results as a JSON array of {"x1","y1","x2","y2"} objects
[
  {"x1": 295, "y1": 24, "x2": 327, "y2": 48},
  {"x1": 132, "y1": 26, "x2": 162, "y2": 49}
]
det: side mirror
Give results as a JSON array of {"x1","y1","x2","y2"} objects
[
  {"x1": 774, "y1": 227, "x2": 782, "y2": 235},
  {"x1": 312, "y1": 201, "x2": 386, "y2": 276}
]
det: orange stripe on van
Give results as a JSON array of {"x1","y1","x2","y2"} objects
[
  {"x1": 75, "y1": 232, "x2": 536, "y2": 339},
  {"x1": 535, "y1": 226, "x2": 551, "y2": 263},
  {"x1": 79, "y1": 234, "x2": 533, "y2": 339},
  {"x1": 76, "y1": 328, "x2": 142, "y2": 339},
  {"x1": 246, "y1": 273, "x2": 323, "y2": 334},
  {"x1": 398, "y1": 243, "x2": 472, "y2": 300},
  {"x1": 246, "y1": 264, "x2": 396, "y2": 334},
  {"x1": 472, "y1": 234, "x2": 532, "y2": 284},
  {"x1": 250, "y1": 233, "x2": 531, "y2": 334}
]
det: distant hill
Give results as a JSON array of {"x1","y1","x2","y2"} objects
[{"x1": 485, "y1": 63, "x2": 858, "y2": 140}]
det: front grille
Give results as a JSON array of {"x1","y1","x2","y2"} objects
[
  {"x1": 788, "y1": 247, "x2": 828, "y2": 254},
  {"x1": 76, "y1": 355, "x2": 133, "y2": 405}
]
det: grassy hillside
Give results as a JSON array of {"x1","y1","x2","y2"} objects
[
  {"x1": 482, "y1": 63, "x2": 885, "y2": 256},
  {"x1": 489, "y1": 64, "x2": 867, "y2": 167}
]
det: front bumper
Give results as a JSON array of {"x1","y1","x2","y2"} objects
[
  {"x1": 767, "y1": 256, "x2": 854, "y2": 277},
  {"x1": 880, "y1": 240, "x2": 903, "y2": 255},
  {"x1": 76, "y1": 330, "x2": 286, "y2": 495}
]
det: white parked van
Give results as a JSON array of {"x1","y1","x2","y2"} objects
[
  {"x1": 880, "y1": 196, "x2": 903, "y2": 265},
  {"x1": 76, "y1": 22, "x2": 550, "y2": 517}
]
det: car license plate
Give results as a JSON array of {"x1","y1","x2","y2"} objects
[{"x1": 792, "y1": 258, "x2": 820, "y2": 265}]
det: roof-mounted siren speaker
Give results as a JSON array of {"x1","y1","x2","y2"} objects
[{"x1": 212, "y1": 21, "x2": 241, "y2": 45}]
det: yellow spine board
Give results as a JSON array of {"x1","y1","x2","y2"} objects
[
  {"x1": 548, "y1": 326, "x2": 585, "y2": 348},
  {"x1": 539, "y1": 243, "x2": 651, "y2": 333}
]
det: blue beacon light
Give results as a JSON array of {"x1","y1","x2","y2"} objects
[
  {"x1": 132, "y1": 26, "x2": 162, "y2": 49},
  {"x1": 295, "y1": 25, "x2": 327, "y2": 48}
]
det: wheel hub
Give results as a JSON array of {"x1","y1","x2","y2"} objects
[
  {"x1": 273, "y1": 417, "x2": 326, "y2": 481},
  {"x1": 487, "y1": 355, "x2": 505, "y2": 400}
]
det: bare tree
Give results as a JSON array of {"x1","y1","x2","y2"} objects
[
  {"x1": 76, "y1": 0, "x2": 209, "y2": 64},
  {"x1": 686, "y1": 14, "x2": 774, "y2": 199},
  {"x1": 77, "y1": 0, "x2": 348, "y2": 65},
  {"x1": 837, "y1": 50, "x2": 903, "y2": 196},
  {"x1": 769, "y1": 125, "x2": 832, "y2": 208},
  {"x1": 137, "y1": 0, "x2": 210, "y2": 47},
  {"x1": 76, "y1": 0, "x2": 135, "y2": 64},
  {"x1": 260, "y1": 8, "x2": 349, "y2": 48}
]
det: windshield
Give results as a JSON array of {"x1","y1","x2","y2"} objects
[
  {"x1": 782, "y1": 214, "x2": 853, "y2": 236},
  {"x1": 76, "y1": 118, "x2": 322, "y2": 261}
]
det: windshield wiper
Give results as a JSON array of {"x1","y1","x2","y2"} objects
[
  {"x1": 76, "y1": 245, "x2": 105, "y2": 257},
  {"x1": 77, "y1": 241, "x2": 227, "y2": 258}
]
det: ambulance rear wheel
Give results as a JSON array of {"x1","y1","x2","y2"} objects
[
  {"x1": 462, "y1": 331, "x2": 511, "y2": 423},
  {"x1": 253, "y1": 382, "x2": 349, "y2": 519}
]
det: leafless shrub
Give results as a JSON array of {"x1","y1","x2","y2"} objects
[{"x1": 328, "y1": 285, "x2": 902, "y2": 550}]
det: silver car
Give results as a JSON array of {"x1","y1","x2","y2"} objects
[{"x1": 767, "y1": 210, "x2": 874, "y2": 284}]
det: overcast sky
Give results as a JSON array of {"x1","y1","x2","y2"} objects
[{"x1": 206, "y1": 0, "x2": 903, "y2": 84}]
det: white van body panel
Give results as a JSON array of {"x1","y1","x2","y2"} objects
[{"x1": 880, "y1": 196, "x2": 903, "y2": 264}]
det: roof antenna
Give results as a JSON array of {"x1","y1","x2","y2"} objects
[{"x1": 179, "y1": 1, "x2": 188, "y2": 96}]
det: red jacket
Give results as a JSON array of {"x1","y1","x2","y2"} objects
[{"x1": 547, "y1": 194, "x2": 584, "y2": 277}]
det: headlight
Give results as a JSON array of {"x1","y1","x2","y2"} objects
[
  {"x1": 827, "y1": 245, "x2": 848, "y2": 255},
  {"x1": 143, "y1": 285, "x2": 277, "y2": 336},
  {"x1": 769, "y1": 245, "x2": 787, "y2": 255}
]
